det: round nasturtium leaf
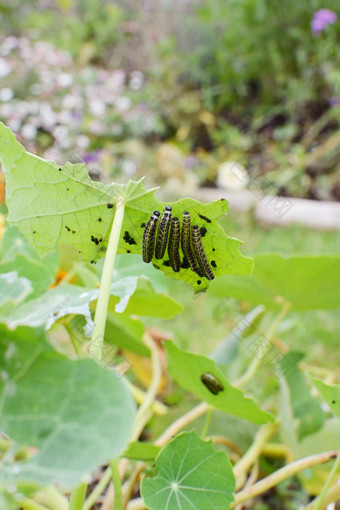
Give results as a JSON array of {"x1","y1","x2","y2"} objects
[{"x1": 141, "y1": 431, "x2": 235, "y2": 510}]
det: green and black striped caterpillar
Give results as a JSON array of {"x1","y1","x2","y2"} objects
[
  {"x1": 142, "y1": 211, "x2": 160, "y2": 263},
  {"x1": 142, "y1": 208, "x2": 215, "y2": 280},
  {"x1": 155, "y1": 206, "x2": 172, "y2": 259}
]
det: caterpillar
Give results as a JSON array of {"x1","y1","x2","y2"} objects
[
  {"x1": 181, "y1": 211, "x2": 201, "y2": 275},
  {"x1": 191, "y1": 225, "x2": 214, "y2": 280},
  {"x1": 142, "y1": 211, "x2": 160, "y2": 263},
  {"x1": 200, "y1": 373, "x2": 224, "y2": 395},
  {"x1": 168, "y1": 217, "x2": 181, "y2": 272},
  {"x1": 155, "y1": 206, "x2": 172, "y2": 259}
]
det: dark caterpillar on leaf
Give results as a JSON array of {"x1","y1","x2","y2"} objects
[
  {"x1": 168, "y1": 217, "x2": 181, "y2": 272},
  {"x1": 200, "y1": 373, "x2": 224, "y2": 395},
  {"x1": 155, "y1": 206, "x2": 172, "y2": 259},
  {"x1": 142, "y1": 211, "x2": 160, "y2": 263},
  {"x1": 191, "y1": 225, "x2": 214, "y2": 280}
]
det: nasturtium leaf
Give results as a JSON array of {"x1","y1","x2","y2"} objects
[
  {"x1": 0, "y1": 325, "x2": 135, "y2": 490},
  {"x1": 209, "y1": 254, "x2": 340, "y2": 310},
  {"x1": 141, "y1": 431, "x2": 235, "y2": 510},
  {"x1": 123, "y1": 441, "x2": 161, "y2": 462},
  {"x1": 165, "y1": 342, "x2": 272, "y2": 424},
  {"x1": 311, "y1": 378, "x2": 340, "y2": 420},
  {"x1": 279, "y1": 353, "x2": 324, "y2": 439},
  {"x1": 0, "y1": 272, "x2": 32, "y2": 319},
  {"x1": 0, "y1": 122, "x2": 252, "y2": 291}
]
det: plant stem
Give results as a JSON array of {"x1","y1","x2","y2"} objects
[
  {"x1": 69, "y1": 483, "x2": 87, "y2": 510},
  {"x1": 305, "y1": 483, "x2": 340, "y2": 510},
  {"x1": 125, "y1": 380, "x2": 168, "y2": 416},
  {"x1": 155, "y1": 402, "x2": 209, "y2": 447},
  {"x1": 91, "y1": 199, "x2": 125, "y2": 360},
  {"x1": 231, "y1": 450, "x2": 339, "y2": 508},
  {"x1": 131, "y1": 333, "x2": 162, "y2": 442},
  {"x1": 83, "y1": 467, "x2": 112, "y2": 510},
  {"x1": 309, "y1": 453, "x2": 340, "y2": 510},
  {"x1": 234, "y1": 301, "x2": 291, "y2": 388},
  {"x1": 20, "y1": 501, "x2": 49, "y2": 510},
  {"x1": 233, "y1": 422, "x2": 279, "y2": 489},
  {"x1": 111, "y1": 458, "x2": 123, "y2": 510},
  {"x1": 201, "y1": 408, "x2": 212, "y2": 438}
]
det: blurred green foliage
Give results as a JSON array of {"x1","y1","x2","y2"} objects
[{"x1": 0, "y1": 0, "x2": 339, "y2": 200}]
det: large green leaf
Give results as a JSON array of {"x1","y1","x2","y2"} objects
[
  {"x1": 0, "y1": 122, "x2": 252, "y2": 291},
  {"x1": 141, "y1": 431, "x2": 235, "y2": 510},
  {"x1": 165, "y1": 341, "x2": 273, "y2": 424},
  {"x1": 209, "y1": 253, "x2": 340, "y2": 310},
  {"x1": 0, "y1": 326, "x2": 135, "y2": 490}
]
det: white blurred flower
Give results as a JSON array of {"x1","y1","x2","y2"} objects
[
  {"x1": 129, "y1": 71, "x2": 144, "y2": 91},
  {"x1": 21, "y1": 124, "x2": 37, "y2": 140},
  {"x1": 62, "y1": 94, "x2": 83, "y2": 110},
  {"x1": 122, "y1": 160, "x2": 137, "y2": 176},
  {"x1": 89, "y1": 119, "x2": 105, "y2": 135},
  {"x1": 0, "y1": 88, "x2": 13, "y2": 102},
  {"x1": 114, "y1": 96, "x2": 131, "y2": 112},
  {"x1": 0, "y1": 103, "x2": 13, "y2": 117},
  {"x1": 217, "y1": 161, "x2": 249, "y2": 190},
  {"x1": 0, "y1": 58, "x2": 11, "y2": 77},
  {"x1": 8, "y1": 118, "x2": 21, "y2": 132},
  {"x1": 89, "y1": 98, "x2": 106, "y2": 116},
  {"x1": 0, "y1": 36, "x2": 19, "y2": 56},
  {"x1": 58, "y1": 110, "x2": 73, "y2": 125},
  {"x1": 76, "y1": 134, "x2": 90, "y2": 149},
  {"x1": 40, "y1": 103, "x2": 57, "y2": 129},
  {"x1": 57, "y1": 73, "x2": 73, "y2": 88}
]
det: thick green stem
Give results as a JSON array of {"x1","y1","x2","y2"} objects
[
  {"x1": 91, "y1": 199, "x2": 125, "y2": 360},
  {"x1": 69, "y1": 483, "x2": 87, "y2": 510},
  {"x1": 111, "y1": 458, "x2": 123, "y2": 510},
  {"x1": 234, "y1": 301, "x2": 291, "y2": 388}
]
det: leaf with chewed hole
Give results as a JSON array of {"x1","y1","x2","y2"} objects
[{"x1": 0, "y1": 122, "x2": 252, "y2": 291}]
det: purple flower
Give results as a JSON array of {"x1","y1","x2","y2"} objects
[
  {"x1": 311, "y1": 9, "x2": 338, "y2": 34},
  {"x1": 329, "y1": 96, "x2": 340, "y2": 107},
  {"x1": 82, "y1": 150, "x2": 101, "y2": 164}
]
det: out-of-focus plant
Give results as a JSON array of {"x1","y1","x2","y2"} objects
[{"x1": 175, "y1": 1, "x2": 340, "y2": 113}]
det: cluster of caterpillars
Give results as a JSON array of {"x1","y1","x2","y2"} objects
[{"x1": 142, "y1": 206, "x2": 215, "y2": 280}]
